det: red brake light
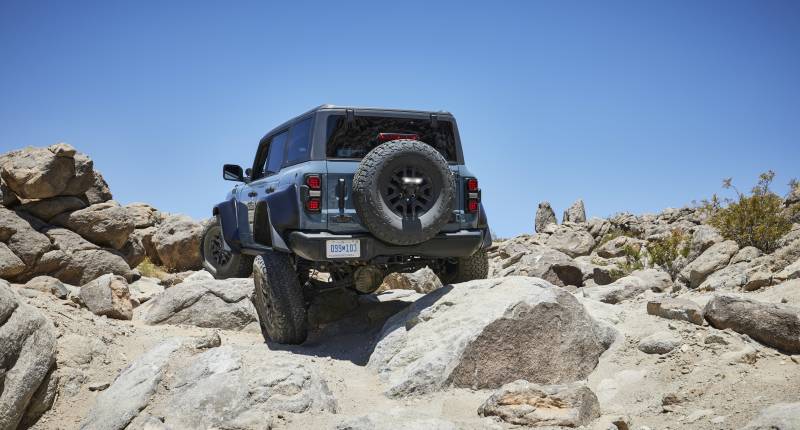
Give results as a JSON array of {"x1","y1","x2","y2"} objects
[
  {"x1": 305, "y1": 198, "x2": 321, "y2": 212},
  {"x1": 468, "y1": 199, "x2": 479, "y2": 213},
  {"x1": 378, "y1": 133, "x2": 419, "y2": 142},
  {"x1": 306, "y1": 175, "x2": 321, "y2": 189},
  {"x1": 467, "y1": 178, "x2": 478, "y2": 192}
]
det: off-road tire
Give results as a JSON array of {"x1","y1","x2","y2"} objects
[
  {"x1": 252, "y1": 252, "x2": 308, "y2": 344},
  {"x1": 352, "y1": 140, "x2": 455, "y2": 245},
  {"x1": 443, "y1": 249, "x2": 489, "y2": 284},
  {"x1": 200, "y1": 217, "x2": 253, "y2": 279}
]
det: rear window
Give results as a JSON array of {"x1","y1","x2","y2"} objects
[{"x1": 326, "y1": 115, "x2": 457, "y2": 161}]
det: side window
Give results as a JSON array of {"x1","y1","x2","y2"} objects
[
  {"x1": 263, "y1": 131, "x2": 288, "y2": 175},
  {"x1": 285, "y1": 117, "x2": 313, "y2": 166}
]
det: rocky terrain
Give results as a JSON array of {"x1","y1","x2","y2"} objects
[{"x1": 1, "y1": 144, "x2": 799, "y2": 430}]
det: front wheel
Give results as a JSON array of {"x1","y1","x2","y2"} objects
[
  {"x1": 200, "y1": 217, "x2": 253, "y2": 279},
  {"x1": 252, "y1": 252, "x2": 308, "y2": 344},
  {"x1": 441, "y1": 249, "x2": 489, "y2": 284}
]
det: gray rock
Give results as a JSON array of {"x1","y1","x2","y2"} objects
[
  {"x1": 79, "y1": 274, "x2": 133, "y2": 320},
  {"x1": 136, "y1": 277, "x2": 256, "y2": 330},
  {"x1": 583, "y1": 269, "x2": 673, "y2": 304},
  {"x1": 646, "y1": 297, "x2": 704, "y2": 325},
  {"x1": 160, "y1": 346, "x2": 337, "y2": 429},
  {"x1": 678, "y1": 240, "x2": 739, "y2": 288},
  {"x1": 731, "y1": 246, "x2": 763, "y2": 265},
  {"x1": 741, "y1": 402, "x2": 800, "y2": 430},
  {"x1": 478, "y1": 380, "x2": 600, "y2": 427},
  {"x1": 545, "y1": 224, "x2": 596, "y2": 258},
  {"x1": 0, "y1": 179, "x2": 18, "y2": 207},
  {"x1": 775, "y1": 258, "x2": 800, "y2": 282},
  {"x1": 17, "y1": 196, "x2": 87, "y2": 221},
  {"x1": 563, "y1": 199, "x2": 587, "y2": 223},
  {"x1": 697, "y1": 262, "x2": 749, "y2": 291},
  {"x1": 587, "y1": 217, "x2": 611, "y2": 238},
  {"x1": 0, "y1": 207, "x2": 52, "y2": 275},
  {"x1": 0, "y1": 242, "x2": 26, "y2": 278},
  {"x1": 704, "y1": 294, "x2": 800, "y2": 354},
  {"x1": 379, "y1": 267, "x2": 443, "y2": 293},
  {"x1": 80, "y1": 338, "x2": 183, "y2": 430},
  {"x1": 23, "y1": 276, "x2": 69, "y2": 299},
  {"x1": 128, "y1": 277, "x2": 164, "y2": 304},
  {"x1": 83, "y1": 171, "x2": 113, "y2": 204},
  {"x1": 120, "y1": 234, "x2": 146, "y2": 268},
  {"x1": 687, "y1": 225, "x2": 723, "y2": 260},
  {"x1": 0, "y1": 280, "x2": 57, "y2": 429},
  {"x1": 535, "y1": 201, "x2": 557, "y2": 233},
  {"x1": 595, "y1": 235, "x2": 644, "y2": 259},
  {"x1": 495, "y1": 242, "x2": 583, "y2": 287},
  {"x1": 368, "y1": 277, "x2": 614, "y2": 397},
  {"x1": 61, "y1": 152, "x2": 95, "y2": 196},
  {"x1": 51, "y1": 200, "x2": 135, "y2": 250},
  {"x1": 152, "y1": 215, "x2": 204, "y2": 271},
  {"x1": 637, "y1": 331, "x2": 681, "y2": 354}
]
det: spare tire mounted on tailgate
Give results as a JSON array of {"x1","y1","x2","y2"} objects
[{"x1": 352, "y1": 139, "x2": 455, "y2": 245}]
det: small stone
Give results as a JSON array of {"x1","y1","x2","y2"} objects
[
  {"x1": 88, "y1": 382, "x2": 110, "y2": 391},
  {"x1": 638, "y1": 331, "x2": 681, "y2": 354}
]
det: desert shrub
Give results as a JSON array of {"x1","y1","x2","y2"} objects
[
  {"x1": 136, "y1": 257, "x2": 169, "y2": 280},
  {"x1": 701, "y1": 171, "x2": 791, "y2": 252},
  {"x1": 609, "y1": 244, "x2": 644, "y2": 280},
  {"x1": 598, "y1": 228, "x2": 639, "y2": 247},
  {"x1": 647, "y1": 229, "x2": 690, "y2": 278}
]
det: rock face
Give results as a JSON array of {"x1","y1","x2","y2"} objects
[
  {"x1": 646, "y1": 297, "x2": 704, "y2": 325},
  {"x1": 154, "y1": 346, "x2": 337, "y2": 429},
  {"x1": 678, "y1": 240, "x2": 739, "y2": 288},
  {"x1": 152, "y1": 215, "x2": 204, "y2": 271},
  {"x1": 80, "y1": 338, "x2": 183, "y2": 430},
  {"x1": 477, "y1": 380, "x2": 600, "y2": 427},
  {"x1": 379, "y1": 267, "x2": 442, "y2": 293},
  {"x1": 492, "y1": 240, "x2": 583, "y2": 287},
  {"x1": 535, "y1": 201, "x2": 557, "y2": 232},
  {"x1": 18, "y1": 196, "x2": 87, "y2": 221},
  {"x1": 562, "y1": 199, "x2": 587, "y2": 223},
  {"x1": 0, "y1": 144, "x2": 90, "y2": 199},
  {"x1": 0, "y1": 280, "x2": 58, "y2": 429},
  {"x1": 595, "y1": 235, "x2": 644, "y2": 258},
  {"x1": 368, "y1": 277, "x2": 614, "y2": 397},
  {"x1": 704, "y1": 294, "x2": 800, "y2": 354},
  {"x1": 136, "y1": 277, "x2": 256, "y2": 330},
  {"x1": 741, "y1": 402, "x2": 800, "y2": 430},
  {"x1": 79, "y1": 274, "x2": 134, "y2": 320}
]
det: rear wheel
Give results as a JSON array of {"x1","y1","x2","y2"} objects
[
  {"x1": 442, "y1": 249, "x2": 489, "y2": 284},
  {"x1": 200, "y1": 217, "x2": 253, "y2": 279},
  {"x1": 252, "y1": 251, "x2": 308, "y2": 344}
]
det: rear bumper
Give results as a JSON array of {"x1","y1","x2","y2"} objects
[{"x1": 287, "y1": 229, "x2": 486, "y2": 262}]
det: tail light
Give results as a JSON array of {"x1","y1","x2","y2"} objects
[
  {"x1": 464, "y1": 177, "x2": 480, "y2": 214},
  {"x1": 303, "y1": 174, "x2": 322, "y2": 212},
  {"x1": 377, "y1": 133, "x2": 419, "y2": 142}
]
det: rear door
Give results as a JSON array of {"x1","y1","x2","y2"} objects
[{"x1": 239, "y1": 130, "x2": 288, "y2": 238}]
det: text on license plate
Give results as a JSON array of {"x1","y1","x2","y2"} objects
[{"x1": 325, "y1": 239, "x2": 360, "y2": 258}]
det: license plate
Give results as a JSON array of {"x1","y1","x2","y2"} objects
[{"x1": 325, "y1": 239, "x2": 361, "y2": 258}]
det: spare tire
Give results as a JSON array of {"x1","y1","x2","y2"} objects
[{"x1": 352, "y1": 140, "x2": 455, "y2": 245}]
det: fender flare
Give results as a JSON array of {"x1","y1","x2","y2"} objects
[{"x1": 212, "y1": 198, "x2": 248, "y2": 253}]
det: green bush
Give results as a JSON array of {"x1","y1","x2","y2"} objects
[
  {"x1": 701, "y1": 171, "x2": 791, "y2": 252},
  {"x1": 609, "y1": 244, "x2": 644, "y2": 280},
  {"x1": 647, "y1": 229, "x2": 690, "y2": 278}
]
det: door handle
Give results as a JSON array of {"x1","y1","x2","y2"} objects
[
  {"x1": 247, "y1": 191, "x2": 257, "y2": 198},
  {"x1": 266, "y1": 187, "x2": 275, "y2": 193}
]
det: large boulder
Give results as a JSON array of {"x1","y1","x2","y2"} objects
[
  {"x1": 742, "y1": 402, "x2": 800, "y2": 430},
  {"x1": 0, "y1": 145, "x2": 82, "y2": 199},
  {"x1": 0, "y1": 207, "x2": 52, "y2": 273},
  {"x1": 0, "y1": 242, "x2": 26, "y2": 278},
  {"x1": 678, "y1": 240, "x2": 739, "y2": 288},
  {"x1": 42, "y1": 227, "x2": 133, "y2": 285},
  {"x1": 646, "y1": 297, "x2": 704, "y2": 325},
  {"x1": 125, "y1": 203, "x2": 161, "y2": 228},
  {"x1": 52, "y1": 201, "x2": 135, "y2": 250},
  {"x1": 544, "y1": 224, "x2": 596, "y2": 258},
  {"x1": 80, "y1": 338, "x2": 183, "y2": 430},
  {"x1": 17, "y1": 196, "x2": 87, "y2": 221},
  {"x1": 493, "y1": 242, "x2": 583, "y2": 287},
  {"x1": 477, "y1": 380, "x2": 600, "y2": 427},
  {"x1": 562, "y1": 199, "x2": 587, "y2": 223},
  {"x1": 367, "y1": 277, "x2": 614, "y2": 397},
  {"x1": 79, "y1": 274, "x2": 134, "y2": 320},
  {"x1": 151, "y1": 215, "x2": 204, "y2": 271},
  {"x1": 535, "y1": 201, "x2": 557, "y2": 233},
  {"x1": 595, "y1": 235, "x2": 644, "y2": 259},
  {"x1": 135, "y1": 276, "x2": 256, "y2": 330},
  {"x1": 686, "y1": 225, "x2": 723, "y2": 260},
  {"x1": 0, "y1": 280, "x2": 58, "y2": 429},
  {"x1": 152, "y1": 345, "x2": 337, "y2": 429},
  {"x1": 704, "y1": 294, "x2": 800, "y2": 354},
  {"x1": 582, "y1": 269, "x2": 673, "y2": 304},
  {"x1": 83, "y1": 171, "x2": 113, "y2": 205}
]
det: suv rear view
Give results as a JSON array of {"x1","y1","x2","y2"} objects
[{"x1": 202, "y1": 105, "x2": 491, "y2": 344}]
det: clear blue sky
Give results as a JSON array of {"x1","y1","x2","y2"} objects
[{"x1": 1, "y1": 1, "x2": 798, "y2": 238}]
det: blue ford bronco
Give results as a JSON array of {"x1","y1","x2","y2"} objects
[{"x1": 202, "y1": 105, "x2": 491, "y2": 344}]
